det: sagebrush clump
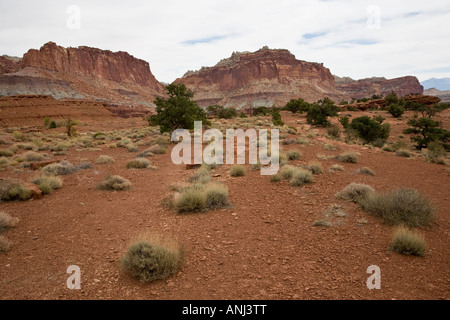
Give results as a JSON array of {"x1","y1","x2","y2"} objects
[
  {"x1": 121, "y1": 236, "x2": 183, "y2": 283},
  {"x1": 390, "y1": 226, "x2": 426, "y2": 257},
  {"x1": 97, "y1": 175, "x2": 131, "y2": 191},
  {"x1": 336, "y1": 183, "x2": 375, "y2": 203}
]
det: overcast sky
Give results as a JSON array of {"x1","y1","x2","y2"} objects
[{"x1": 1, "y1": 0, "x2": 449, "y2": 83}]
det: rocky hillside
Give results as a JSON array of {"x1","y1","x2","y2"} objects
[
  {"x1": 335, "y1": 76, "x2": 424, "y2": 100},
  {"x1": 176, "y1": 47, "x2": 424, "y2": 109},
  {"x1": 175, "y1": 47, "x2": 343, "y2": 108},
  {"x1": 0, "y1": 42, "x2": 165, "y2": 110}
]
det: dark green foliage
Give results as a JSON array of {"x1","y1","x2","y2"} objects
[
  {"x1": 252, "y1": 106, "x2": 271, "y2": 116},
  {"x1": 148, "y1": 84, "x2": 210, "y2": 133},
  {"x1": 403, "y1": 115, "x2": 450, "y2": 150},
  {"x1": 350, "y1": 116, "x2": 390, "y2": 144},
  {"x1": 284, "y1": 98, "x2": 311, "y2": 114},
  {"x1": 271, "y1": 109, "x2": 284, "y2": 126},
  {"x1": 306, "y1": 98, "x2": 339, "y2": 127},
  {"x1": 385, "y1": 91, "x2": 399, "y2": 105},
  {"x1": 388, "y1": 104, "x2": 405, "y2": 118},
  {"x1": 207, "y1": 105, "x2": 237, "y2": 119},
  {"x1": 49, "y1": 121, "x2": 57, "y2": 129},
  {"x1": 339, "y1": 116, "x2": 350, "y2": 129}
]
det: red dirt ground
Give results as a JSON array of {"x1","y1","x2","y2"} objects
[{"x1": 0, "y1": 107, "x2": 449, "y2": 300}]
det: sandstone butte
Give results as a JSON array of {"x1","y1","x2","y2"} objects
[
  {"x1": 1, "y1": 42, "x2": 426, "y2": 113},
  {"x1": 175, "y1": 46, "x2": 424, "y2": 109}
]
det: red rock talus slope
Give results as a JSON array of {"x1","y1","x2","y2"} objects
[
  {"x1": 175, "y1": 47, "x2": 343, "y2": 108},
  {"x1": 0, "y1": 42, "x2": 165, "y2": 108}
]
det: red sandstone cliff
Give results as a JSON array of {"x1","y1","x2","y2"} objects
[
  {"x1": 175, "y1": 47, "x2": 343, "y2": 108},
  {"x1": 0, "y1": 42, "x2": 165, "y2": 111}
]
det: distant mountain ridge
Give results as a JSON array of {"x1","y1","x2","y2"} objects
[{"x1": 421, "y1": 78, "x2": 450, "y2": 91}]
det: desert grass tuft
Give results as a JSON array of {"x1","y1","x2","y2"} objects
[
  {"x1": 126, "y1": 158, "x2": 151, "y2": 169},
  {"x1": 97, "y1": 175, "x2": 131, "y2": 191},
  {"x1": 357, "y1": 167, "x2": 376, "y2": 176},
  {"x1": 290, "y1": 168, "x2": 314, "y2": 186},
  {"x1": 31, "y1": 176, "x2": 63, "y2": 195},
  {"x1": 359, "y1": 188, "x2": 435, "y2": 227},
  {"x1": 0, "y1": 211, "x2": 20, "y2": 233},
  {"x1": 336, "y1": 183, "x2": 375, "y2": 203},
  {"x1": 0, "y1": 179, "x2": 33, "y2": 201},
  {"x1": 96, "y1": 155, "x2": 115, "y2": 164},
  {"x1": 337, "y1": 152, "x2": 360, "y2": 163},
  {"x1": 0, "y1": 235, "x2": 12, "y2": 253},
  {"x1": 120, "y1": 234, "x2": 183, "y2": 283},
  {"x1": 230, "y1": 164, "x2": 246, "y2": 177},
  {"x1": 390, "y1": 226, "x2": 426, "y2": 257}
]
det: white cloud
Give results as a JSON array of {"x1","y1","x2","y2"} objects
[{"x1": 0, "y1": 0, "x2": 449, "y2": 83}]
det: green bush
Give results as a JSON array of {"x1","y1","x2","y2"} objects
[
  {"x1": 284, "y1": 98, "x2": 311, "y2": 114},
  {"x1": 388, "y1": 104, "x2": 405, "y2": 118},
  {"x1": 306, "y1": 98, "x2": 339, "y2": 127},
  {"x1": 271, "y1": 109, "x2": 284, "y2": 126},
  {"x1": 403, "y1": 116, "x2": 450, "y2": 150},
  {"x1": 391, "y1": 226, "x2": 426, "y2": 257},
  {"x1": 121, "y1": 238, "x2": 182, "y2": 283},
  {"x1": 148, "y1": 84, "x2": 210, "y2": 133},
  {"x1": 349, "y1": 116, "x2": 390, "y2": 144},
  {"x1": 359, "y1": 188, "x2": 435, "y2": 227}
]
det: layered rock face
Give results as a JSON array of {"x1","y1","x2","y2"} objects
[
  {"x1": 335, "y1": 76, "x2": 424, "y2": 100},
  {"x1": 0, "y1": 42, "x2": 165, "y2": 110},
  {"x1": 175, "y1": 47, "x2": 343, "y2": 108},
  {"x1": 176, "y1": 47, "x2": 425, "y2": 109}
]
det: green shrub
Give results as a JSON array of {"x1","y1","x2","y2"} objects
[
  {"x1": 391, "y1": 227, "x2": 426, "y2": 257},
  {"x1": 121, "y1": 238, "x2": 182, "y2": 283},
  {"x1": 97, "y1": 175, "x2": 131, "y2": 191},
  {"x1": 148, "y1": 84, "x2": 210, "y2": 133},
  {"x1": 350, "y1": 116, "x2": 390, "y2": 144},
  {"x1": 404, "y1": 116, "x2": 450, "y2": 150},
  {"x1": 230, "y1": 165, "x2": 246, "y2": 177},
  {"x1": 336, "y1": 183, "x2": 375, "y2": 203},
  {"x1": 271, "y1": 109, "x2": 284, "y2": 126},
  {"x1": 388, "y1": 104, "x2": 405, "y2": 118},
  {"x1": 289, "y1": 168, "x2": 314, "y2": 186},
  {"x1": 360, "y1": 188, "x2": 435, "y2": 227},
  {"x1": 284, "y1": 98, "x2": 310, "y2": 114},
  {"x1": 306, "y1": 98, "x2": 339, "y2": 127}
]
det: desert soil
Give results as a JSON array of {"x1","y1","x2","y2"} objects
[{"x1": 0, "y1": 107, "x2": 449, "y2": 300}]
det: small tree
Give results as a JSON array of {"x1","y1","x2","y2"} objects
[
  {"x1": 149, "y1": 84, "x2": 210, "y2": 133},
  {"x1": 388, "y1": 104, "x2": 405, "y2": 118},
  {"x1": 284, "y1": 98, "x2": 310, "y2": 114},
  {"x1": 306, "y1": 97, "x2": 339, "y2": 127},
  {"x1": 385, "y1": 91, "x2": 399, "y2": 105},
  {"x1": 65, "y1": 118, "x2": 78, "y2": 137},
  {"x1": 350, "y1": 116, "x2": 390, "y2": 144},
  {"x1": 271, "y1": 109, "x2": 284, "y2": 126},
  {"x1": 403, "y1": 115, "x2": 450, "y2": 150}
]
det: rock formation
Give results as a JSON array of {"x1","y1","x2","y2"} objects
[
  {"x1": 0, "y1": 42, "x2": 165, "y2": 111},
  {"x1": 175, "y1": 47, "x2": 343, "y2": 108},
  {"x1": 176, "y1": 47, "x2": 425, "y2": 109}
]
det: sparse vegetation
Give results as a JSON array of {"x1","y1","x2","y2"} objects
[
  {"x1": 349, "y1": 116, "x2": 390, "y2": 144},
  {"x1": 0, "y1": 179, "x2": 33, "y2": 201},
  {"x1": 121, "y1": 235, "x2": 183, "y2": 283},
  {"x1": 329, "y1": 164, "x2": 344, "y2": 173},
  {"x1": 359, "y1": 188, "x2": 435, "y2": 227},
  {"x1": 357, "y1": 167, "x2": 376, "y2": 176},
  {"x1": 31, "y1": 176, "x2": 63, "y2": 195},
  {"x1": 306, "y1": 162, "x2": 323, "y2": 175},
  {"x1": 97, "y1": 175, "x2": 131, "y2": 191},
  {"x1": 230, "y1": 164, "x2": 246, "y2": 177},
  {"x1": 336, "y1": 183, "x2": 375, "y2": 203},
  {"x1": 0, "y1": 211, "x2": 19, "y2": 233},
  {"x1": 126, "y1": 158, "x2": 152, "y2": 169},
  {"x1": 337, "y1": 152, "x2": 359, "y2": 163},
  {"x1": 41, "y1": 161, "x2": 77, "y2": 176},
  {"x1": 391, "y1": 226, "x2": 426, "y2": 257},
  {"x1": 289, "y1": 168, "x2": 314, "y2": 186},
  {"x1": 0, "y1": 235, "x2": 12, "y2": 253},
  {"x1": 286, "y1": 150, "x2": 301, "y2": 161},
  {"x1": 96, "y1": 155, "x2": 115, "y2": 164}
]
